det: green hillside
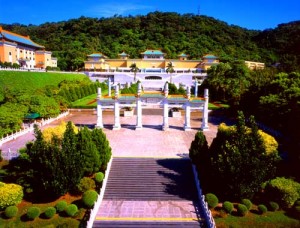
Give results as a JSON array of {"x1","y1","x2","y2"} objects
[{"x1": 0, "y1": 71, "x2": 89, "y2": 92}]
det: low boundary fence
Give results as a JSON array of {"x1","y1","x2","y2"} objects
[
  {"x1": 86, "y1": 158, "x2": 113, "y2": 228},
  {"x1": 192, "y1": 164, "x2": 216, "y2": 228},
  {"x1": 0, "y1": 111, "x2": 69, "y2": 159}
]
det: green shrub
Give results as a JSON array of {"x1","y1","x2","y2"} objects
[
  {"x1": 223, "y1": 201, "x2": 233, "y2": 214},
  {"x1": 65, "y1": 204, "x2": 78, "y2": 217},
  {"x1": 268, "y1": 201, "x2": 279, "y2": 211},
  {"x1": 294, "y1": 199, "x2": 300, "y2": 206},
  {"x1": 241, "y1": 199, "x2": 252, "y2": 210},
  {"x1": 95, "y1": 172, "x2": 104, "y2": 183},
  {"x1": 237, "y1": 204, "x2": 248, "y2": 216},
  {"x1": 294, "y1": 206, "x2": 300, "y2": 217},
  {"x1": 265, "y1": 177, "x2": 300, "y2": 208},
  {"x1": 0, "y1": 182, "x2": 23, "y2": 209},
  {"x1": 82, "y1": 190, "x2": 98, "y2": 208},
  {"x1": 77, "y1": 177, "x2": 96, "y2": 193},
  {"x1": 4, "y1": 206, "x2": 18, "y2": 218},
  {"x1": 27, "y1": 207, "x2": 41, "y2": 220},
  {"x1": 258, "y1": 204, "x2": 268, "y2": 214},
  {"x1": 55, "y1": 200, "x2": 67, "y2": 212},
  {"x1": 205, "y1": 193, "x2": 219, "y2": 209},
  {"x1": 44, "y1": 207, "x2": 56, "y2": 218}
]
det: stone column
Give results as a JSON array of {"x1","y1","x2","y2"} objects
[
  {"x1": 184, "y1": 86, "x2": 191, "y2": 131},
  {"x1": 96, "y1": 88, "x2": 103, "y2": 128},
  {"x1": 194, "y1": 80, "x2": 198, "y2": 97},
  {"x1": 136, "y1": 82, "x2": 143, "y2": 130},
  {"x1": 108, "y1": 77, "x2": 111, "y2": 96},
  {"x1": 201, "y1": 89, "x2": 209, "y2": 130},
  {"x1": 162, "y1": 82, "x2": 169, "y2": 131},
  {"x1": 113, "y1": 85, "x2": 121, "y2": 130}
]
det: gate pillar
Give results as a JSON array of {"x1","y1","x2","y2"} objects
[
  {"x1": 162, "y1": 82, "x2": 169, "y2": 131},
  {"x1": 184, "y1": 86, "x2": 191, "y2": 131},
  {"x1": 136, "y1": 82, "x2": 143, "y2": 130},
  {"x1": 96, "y1": 88, "x2": 103, "y2": 128},
  {"x1": 201, "y1": 89, "x2": 209, "y2": 130},
  {"x1": 113, "y1": 85, "x2": 121, "y2": 130}
]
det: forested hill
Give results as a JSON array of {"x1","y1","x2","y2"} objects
[{"x1": 1, "y1": 12, "x2": 299, "y2": 71}]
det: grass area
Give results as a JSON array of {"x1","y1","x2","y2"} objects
[
  {"x1": 71, "y1": 89, "x2": 108, "y2": 108},
  {"x1": 0, "y1": 71, "x2": 89, "y2": 92},
  {"x1": 215, "y1": 209, "x2": 300, "y2": 228},
  {"x1": 71, "y1": 93, "x2": 229, "y2": 110}
]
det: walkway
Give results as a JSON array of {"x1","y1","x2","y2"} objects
[{"x1": 94, "y1": 157, "x2": 204, "y2": 227}]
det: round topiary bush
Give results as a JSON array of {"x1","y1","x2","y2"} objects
[
  {"x1": 44, "y1": 207, "x2": 56, "y2": 219},
  {"x1": 95, "y1": 172, "x2": 104, "y2": 184},
  {"x1": 223, "y1": 201, "x2": 233, "y2": 214},
  {"x1": 205, "y1": 193, "x2": 219, "y2": 209},
  {"x1": 237, "y1": 204, "x2": 248, "y2": 216},
  {"x1": 0, "y1": 182, "x2": 23, "y2": 209},
  {"x1": 55, "y1": 200, "x2": 67, "y2": 212},
  {"x1": 65, "y1": 204, "x2": 78, "y2": 217},
  {"x1": 258, "y1": 204, "x2": 268, "y2": 214},
  {"x1": 77, "y1": 177, "x2": 96, "y2": 193},
  {"x1": 82, "y1": 190, "x2": 98, "y2": 208},
  {"x1": 27, "y1": 207, "x2": 41, "y2": 220},
  {"x1": 268, "y1": 201, "x2": 279, "y2": 211},
  {"x1": 4, "y1": 206, "x2": 18, "y2": 218},
  {"x1": 241, "y1": 199, "x2": 252, "y2": 210}
]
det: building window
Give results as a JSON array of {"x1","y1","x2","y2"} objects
[{"x1": 9, "y1": 52, "x2": 12, "y2": 55}]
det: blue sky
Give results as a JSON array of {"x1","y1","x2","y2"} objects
[{"x1": 0, "y1": 0, "x2": 299, "y2": 30}]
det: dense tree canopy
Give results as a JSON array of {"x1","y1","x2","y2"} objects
[{"x1": 2, "y1": 12, "x2": 299, "y2": 71}]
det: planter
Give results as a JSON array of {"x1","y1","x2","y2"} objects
[
  {"x1": 124, "y1": 110, "x2": 134, "y2": 117},
  {"x1": 171, "y1": 111, "x2": 181, "y2": 118}
]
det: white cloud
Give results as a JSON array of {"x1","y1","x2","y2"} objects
[{"x1": 89, "y1": 2, "x2": 153, "y2": 17}]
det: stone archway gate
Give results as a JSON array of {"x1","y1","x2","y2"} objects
[{"x1": 95, "y1": 82, "x2": 209, "y2": 131}]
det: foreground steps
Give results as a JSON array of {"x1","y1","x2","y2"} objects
[{"x1": 93, "y1": 157, "x2": 204, "y2": 227}]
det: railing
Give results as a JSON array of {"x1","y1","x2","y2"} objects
[
  {"x1": 86, "y1": 158, "x2": 113, "y2": 228},
  {"x1": 192, "y1": 164, "x2": 216, "y2": 228},
  {"x1": 0, "y1": 111, "x2": 69, "y2": 148},
  {"x1": 1, "y1": 150, "x2": 20, "y2": 160}
]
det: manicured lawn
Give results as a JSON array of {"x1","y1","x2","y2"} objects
[
  {"x1": 71, "y1": 89, "x2": 108, "y2": 108},
  {"x1": 0, "y1": 71, "x2": 89, "y2": 92},
  {"x1": 215, "y1": 210, "x2": 300, "y2": 228}
]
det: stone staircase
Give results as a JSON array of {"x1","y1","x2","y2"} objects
[{"x1": 93, "y1": 157, "x2": 204, "y2": 227}]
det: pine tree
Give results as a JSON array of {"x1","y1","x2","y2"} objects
[
  {"x1": 91, "y1": 128, "x2": 112, "y2": 171},
  {"x1": 77, "y1": 127, "x2": 100, "y2": 175}
]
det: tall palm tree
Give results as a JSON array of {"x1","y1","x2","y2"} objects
[
  {"x1": 130, "y1": 63, "x2": 139, "y2": 82},
  {"x1": 166, "y1": 62, "x2": 175, "y2": 83}
]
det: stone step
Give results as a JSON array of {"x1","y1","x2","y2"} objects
[
  {"x1": 103, "y1": 158, "x2": 198, "y2": 201},
  {"x1": 93, "y1": 221, "x2": 202, "y2": 228}
]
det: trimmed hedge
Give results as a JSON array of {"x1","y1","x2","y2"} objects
[
  {"x1": 77, "y1": 177, "x2": 96, "y2": 193},
  {"x1": 95, "y1": 172, "x2": 105, "y2": 183},
  {"x1": 241, "y1": 199, "x2": 252, "y2": 210},
  {"x1": 205, "y1": 193, "x2": 219, "y2": 209},
  {"x1": 269, "y1": 201, "x2": 279, "y2": 211},
  {"x1": 0, "y1": 182, "x2": 23, "y2": 209},
  {"x1": 258, "y1": 204, "x2": 268, "y2": 214},
  {"x1": 237, "y1": 204, "x2": 248, "y2": 216},
  {"x1": 223, "y1": 201, "x2": 233, "y2": 214},
  {"x1": 44, "y1": 207, "x2": 56, "y2": 218},
  {"x1": 55, "y1": 200, "x2": 68, "y2": 212},
  {"x1": 27, "y1": 207, "x2": 41, "y2": 220},
  {"x1": 65, "y1": 204, "x2": 78, "y2": 217},
  {"x1": 4, "y1": 206, "x2": 18, "y2": 218},
  {"x1": 82, "y1": 190, "x2": 98, "y2": 208}
]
